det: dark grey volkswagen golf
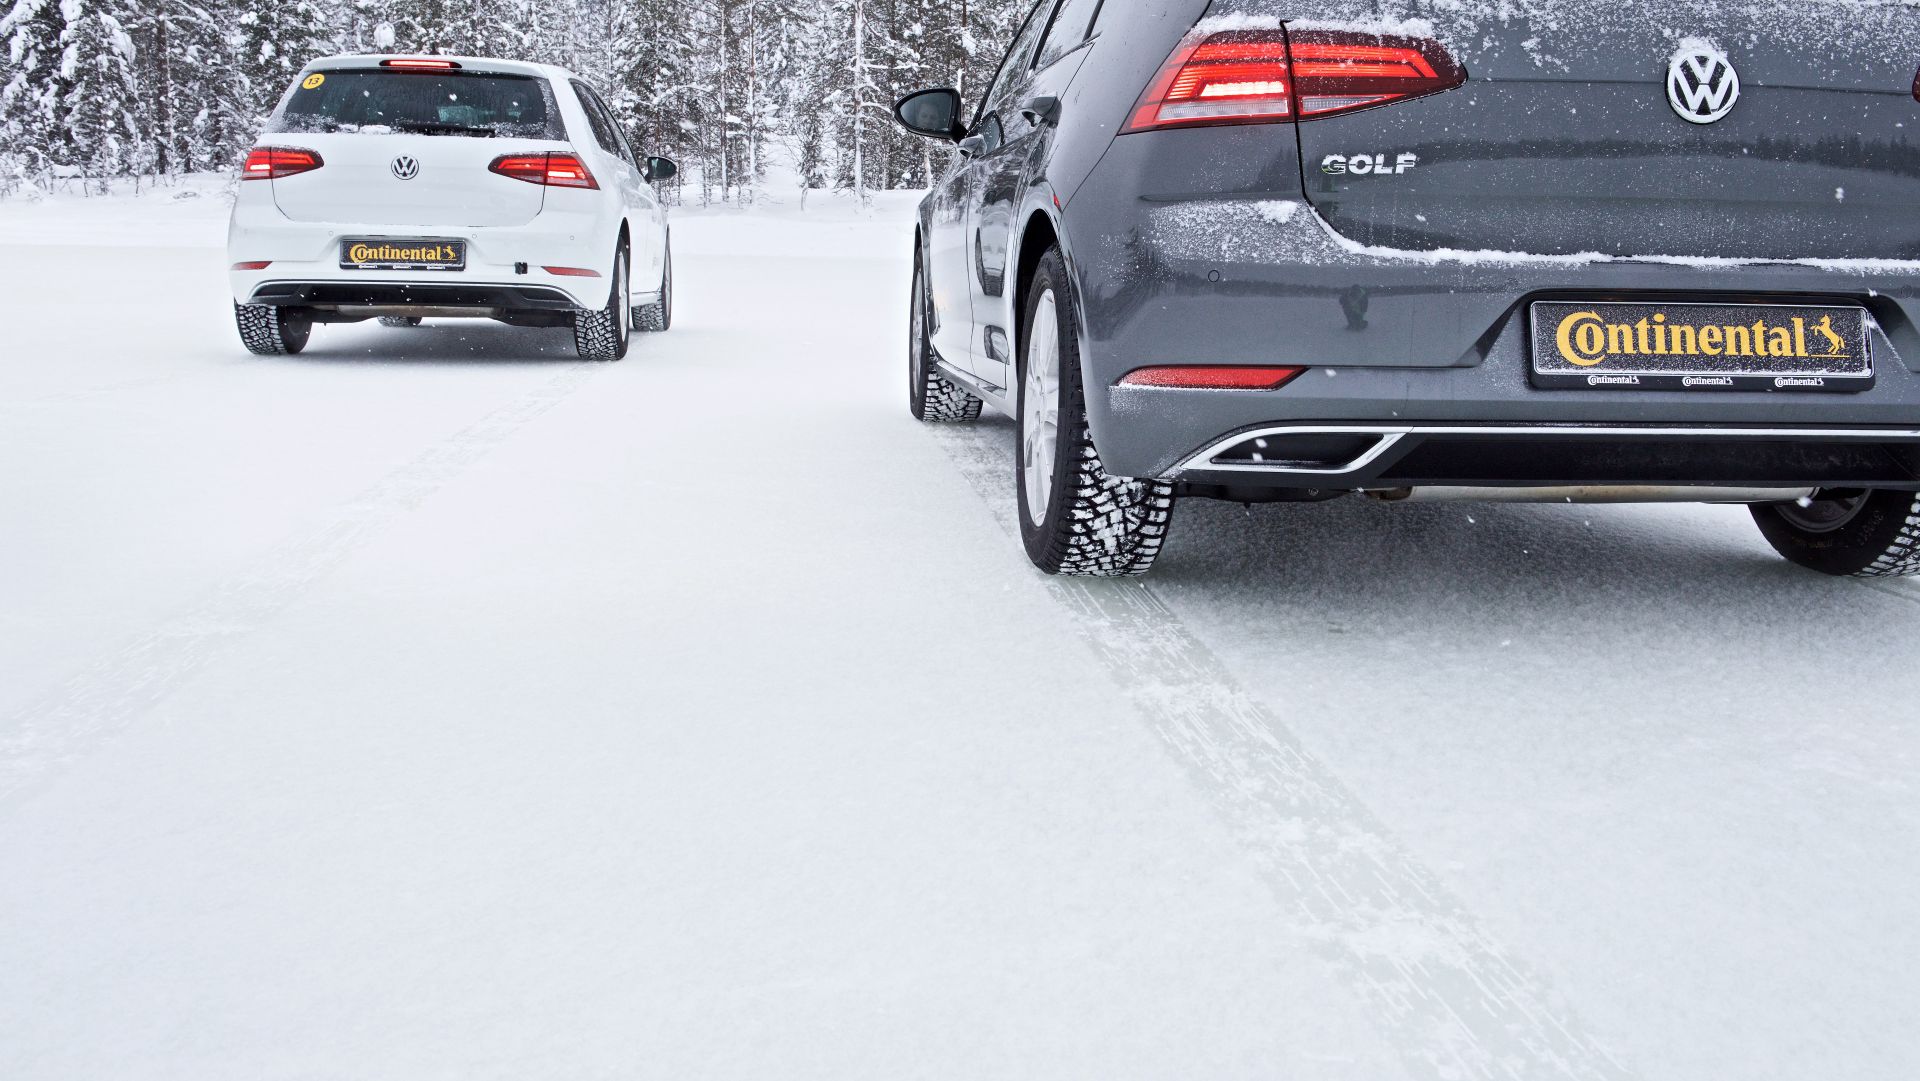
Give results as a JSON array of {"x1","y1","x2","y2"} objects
[{"x1": 894, "y1": 0, "x2": 1920, "y2": 578}]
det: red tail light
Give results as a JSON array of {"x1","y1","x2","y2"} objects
[
  {"x1": 1123, "y1": 28, "x2": 1465, "y2": 133},
  {"x1": 382, "y1": 58, "x2": 461, "y2": 70},
  {"x1": 242, "y1": 146, "x2": 323, "y2": 180},
  {"x1": 1287, "y1": 31, "x2": 1466, "y2": 118},
  {"x1": 1118, "y1": 366, "x2": 1305, "y2": 390},
  {"x1": 489, "y1": 152, "x2": 599, "y2": 189}
]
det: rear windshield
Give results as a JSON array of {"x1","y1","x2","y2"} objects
[{"x1": 269, "y1": 70, "x2": 564, "y2": 139}]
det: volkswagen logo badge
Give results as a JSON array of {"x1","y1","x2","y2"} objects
[
  {"x1": 1667, "y1": 44, "x2": 1741, "y2": 125},
  {"x1": 391, "y1": 155, "x2": 421, "y2": 180}
]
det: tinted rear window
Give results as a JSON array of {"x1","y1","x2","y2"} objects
[{"x1": 270, "y1": 70, "x2": 563, "y2": 139}]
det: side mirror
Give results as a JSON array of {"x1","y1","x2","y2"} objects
[
  {"x1": 645, "y1": 156, "x2": 678, "y2": 182},
  {"x1": 894, "y1": 88, "x2": 965, "y2": 143}
]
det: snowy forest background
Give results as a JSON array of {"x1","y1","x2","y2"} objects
[{"x1": 0, "y1": 0, "x2": 1031, "y2": 202}]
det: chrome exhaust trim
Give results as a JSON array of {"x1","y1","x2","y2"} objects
[{"x1": 1366, "y1": 486, "x2": 1818, "y2": 505}]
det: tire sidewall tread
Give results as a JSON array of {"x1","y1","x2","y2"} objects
[{"x1": 1014, "y1": 247, "x2": 1173, "y2": 577}]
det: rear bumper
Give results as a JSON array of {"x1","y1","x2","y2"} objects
[
  {"x1": 244, "y1": 280, "x2": 584, "y2": 325},
  {"x1": 226, "y1": 188, "x2": 615, "y2": 311},
  {"x1": 1065, "y1": 143, "x2": 1920, "y2": 487},
  {"x1": 1173, "y1": 423, "x2": 1920, "y2": 492}
]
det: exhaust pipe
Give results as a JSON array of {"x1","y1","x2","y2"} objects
[{"x1": 1367, "y1": 486, "x2": 1817, "y2": 505}]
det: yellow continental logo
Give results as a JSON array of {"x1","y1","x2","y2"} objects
[
  {"x1": 348, "y1": 243, "x2": 459, "y2": 263},
  {"x1": 1555, "y1": 309, "x2": 1849, "y2": 367},
  {"x1": 302, "y1": 73, "x2": 326, "y2": 90}
]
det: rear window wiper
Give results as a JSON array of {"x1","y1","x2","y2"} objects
[{"x1": 389, "y1": 120, "x2": 499, "y2": 137}]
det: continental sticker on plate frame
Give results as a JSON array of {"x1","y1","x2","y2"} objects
[{"x1": 1530, "y1": 301, "x2": 1873, "y2": 392}]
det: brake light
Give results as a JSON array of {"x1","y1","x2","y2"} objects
[
  {"x1": 1122, "y1": 28, "x2": 1465, "y2": 133},
  {"x1": 489, "y1": 152, "x2": 599, "y2": 189},
  {"x1": 382, "y1": 58, "x2": 461, "y2": 70},
  {"x1": 1118, "y1": 366, "x2": 1305, "y2": 390},
  {"x1": 242, "y1": 146, "x2": 323, "y2": 180}
]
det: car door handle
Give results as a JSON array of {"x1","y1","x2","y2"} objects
[{"x1": 1020, "y1": 96, "x2": 1061, "y2": 128}]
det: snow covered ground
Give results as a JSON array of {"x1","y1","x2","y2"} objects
[{"x1": 1, "y1": 177, "x2": 1917, "y2": 1081}]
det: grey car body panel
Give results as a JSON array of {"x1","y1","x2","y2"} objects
[{"x1": 914, "y1": 0, "x2": 1920, "y2": 486}]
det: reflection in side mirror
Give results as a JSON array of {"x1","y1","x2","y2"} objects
[
  {"x1": 645, "y1": 156, "x2": 678, "y2": 182},
  {"x1": 893, "y1": 88, "x2": 964, "y2": 143}
]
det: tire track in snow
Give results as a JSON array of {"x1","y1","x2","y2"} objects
[
  {"x1": 930, "y1": 421, "x2": 1637, "y2": 1081},
  {"x1": 1859, "y1": 578, "x2": 1920, "y2": 606},
  {"x1": 0, "y1": 363, "x2": 598, "y2": 812}
]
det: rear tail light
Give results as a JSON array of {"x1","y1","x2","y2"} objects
[
  {"x1": 1118, "y1": 366, "x2": 1305, "y2": 390},
  {"x1": 383, "y1": 58, "x2": 461, "y2": 70},
  {"x1": 542, "y1": 266, "x2": 601, "y2": 277},
  {"x1": 1123, "y1": 28, "x2": 1465, "y2": 133},
  {"x1": 489, "y1": 152, "x2": 599, "y2": 189},
  {"x1": 242, "y1": 146, "x2": 323, "y2": 180},
  {"x1": 1287, "y1": 30, "x2": 1466, "y2": 118},
  {"x1": 231, "y1": 261, "x2": 273, "y2": 271}
]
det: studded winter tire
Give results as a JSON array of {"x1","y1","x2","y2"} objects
[
  {"x1": 1014, "y1": 245, "x2": 1174, "y2": 577},
  {"x1": 1752, "y1": 489, "x2": 1920, "y2": 577},
  {"x1": 908, "y1": 251, "x2": 982, "y2": 423},
  {"x1": 234, "y1": 302, "x2": 312, "y2": 356},
  {"x1": 573, "y1": 242, "x2": 632, "y2": 361},
  {"x1": 636, "y1": 239, "x2": 672, "y2": 332}
]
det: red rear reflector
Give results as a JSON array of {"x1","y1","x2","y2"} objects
[
  {"x1": 242, "y1": 146, "x2": 323, "y2": 180},
  {"x1": 1118, "y1": 366, "x2": 1306, "y2": 390},
  {"x1": 382, "y1": 58, "x2": 461, "y2": 70},
  {"x1": 542, "y1": 266, "x2": 601, "y2": 277},
  {"x1": 1123, "y1": 28, "x2": 1465, "y2": 132},
  {"x1": 489, "y1": 152, "x2": 599, "y2": 189},
  {"x1": 231, "y1": 261, "x2": 272, "y2": 271}
]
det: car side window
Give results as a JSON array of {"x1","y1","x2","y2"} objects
[
  {"x1": 1036, "y1": 0, "x2": 1103, "y2": 69},
  {"x1": 584, "y1": 85, "x2": 641, "y2": 167},
  {"x1": 570, "y1": 81, "x2": 625, "y2": 162},
  {"x1": 974, "y1": 0, "x2": 1056, "y2": 127}
]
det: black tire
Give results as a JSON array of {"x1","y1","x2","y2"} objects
[
  {"x1": 378, "y1": 316, "x2": 423, "y2": 328},
  {"x1": 1752, "y1": 489, "x2": 1920, "y2": 577},
  {"x1": 1014, "y1": 246, "x2": 1174, "y2": 577},
  {"x1": 908, "y1": 251, "x2": 982, "y2": 423},
  {"x1": 636, "y1": 239, "x2": 672, "y2": 332},
  {"x1": 234, "y1": 302, "x2": 311, "y2": 356},
  {"x1": 573, "y1": 243, "x2": 631, "y2": 361}
]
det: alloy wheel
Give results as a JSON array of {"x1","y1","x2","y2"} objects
[{"x1": 1021, "y1": 289, "x2": 1062, "y2": 522}]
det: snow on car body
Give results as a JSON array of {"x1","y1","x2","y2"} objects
[
  {"x1": 894, "y1": 0, "x2": 1920, "y2": 578},
  {"x1": 228, "y1": 55, "x2": 676, "y2": 361}
]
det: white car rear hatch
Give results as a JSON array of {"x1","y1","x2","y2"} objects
[{"x1": 264, "y1": 61, "x2": 567, "y2": 228}]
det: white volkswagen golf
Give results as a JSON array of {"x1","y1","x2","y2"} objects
[{"x1": 227, "y1": 55, "x2": 675, "y2": 361}]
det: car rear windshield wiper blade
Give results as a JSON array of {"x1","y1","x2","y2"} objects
[{"x1": 389, "y1": 120, "x2": 499, "y2": 137}]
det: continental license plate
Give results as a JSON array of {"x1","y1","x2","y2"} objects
[
  {"x1": 1531, "y1": 301, "x2": 1873, "y2": 392},
  {"x1": 340, "y1": 238, "x2": 466, "y2": 272}
]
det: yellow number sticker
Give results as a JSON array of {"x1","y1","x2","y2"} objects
[{"x1": 302, "y1": 73, "x2": 326, "y2": 90}]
